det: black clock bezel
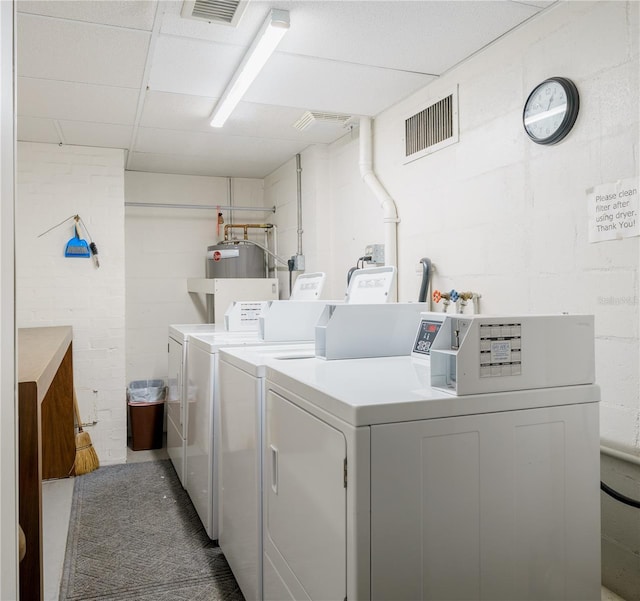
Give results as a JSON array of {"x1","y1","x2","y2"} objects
[{"x1": 523, "y1": 77, "x2": 580, "y2": 145}]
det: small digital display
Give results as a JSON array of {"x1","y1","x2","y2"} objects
[{"x1": 413, "y1": 319, "x2": 442, "y2": 355}]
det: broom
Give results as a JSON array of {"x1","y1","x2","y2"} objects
[{"x1": 73, "y1": 389, "x2": 99, "y2": 475}]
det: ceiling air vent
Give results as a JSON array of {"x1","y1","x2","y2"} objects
[
  {"x1": 293, "y1": 111, "x2": 352, "y2": 132},
  {"x1": 181, "y1": 0, "x2": 249, "y2": 26},
  {"x1": 403, "y1": 87, "x2": 459, "y2": 164}
]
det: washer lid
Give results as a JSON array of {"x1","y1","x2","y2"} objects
[{"x1": 345, "y1": 266, "x2": 396, "y2": 304}]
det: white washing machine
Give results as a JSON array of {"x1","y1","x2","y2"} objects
[
  {"x1": 167, "y1": 323, "x2": 225, "y2": 487},
  {"x1": 262, "y1": 314, "x2": 601, "y2": 601},
  {"x1": 217, "y1": 310, "x2": 444, "y2": 601}
]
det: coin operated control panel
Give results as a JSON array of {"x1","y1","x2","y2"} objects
[
  {"x1": 429, "y1": 314, "x2": 595, "y2": 395},
  {"x1": 411, "y1": 316, "x2": 444, "y2": 358}
]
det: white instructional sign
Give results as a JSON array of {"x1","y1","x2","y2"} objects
[{"x1": 588, "y1": 177, "x2": 639, "y2": 243}]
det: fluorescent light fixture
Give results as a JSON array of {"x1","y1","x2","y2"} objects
[{"x1": 210, "y1": 8, "x2": 289, "y2": 127}]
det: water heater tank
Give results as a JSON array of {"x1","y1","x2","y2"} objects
[{"x1": 206, "y1": 243, "x2": 266, "y2": 279}]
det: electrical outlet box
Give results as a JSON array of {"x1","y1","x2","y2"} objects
[
  {"x1": 364, "y1": 244, "x2": 385, "y2": 265},
  {"x1": 291, "y1": 254, "x2": 306, "y2": 271}
]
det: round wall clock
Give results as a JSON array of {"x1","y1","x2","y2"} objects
[{"x1": 522, "y1": 77, "x2": 579, "y2": 145}]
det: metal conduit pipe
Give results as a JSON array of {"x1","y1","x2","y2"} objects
[
  {"x1": 220, "y1": 238, "x2": 290, "y2": 267},
  {"x1": 124, "y1": 202, "x2": 275, "y2": 212},
  {"x1": 296, "y1": 153, "x2": 303, "y2": 256},
  {"x1": 359, "y1": 117, "x2": 399, "y2": 301},
  {"x1": 228, "y1": 177, "x2": 234, "y2": 224},
  {"x1": 223, "y1": 223, "x2": 273, "y2": 241}
]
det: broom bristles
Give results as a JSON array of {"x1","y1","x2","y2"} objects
[{"x1": 75, "y1": 430, "x2": 99, "y2": 475}]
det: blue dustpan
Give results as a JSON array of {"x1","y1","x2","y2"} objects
[{"x1": 65, "y1": 221, "x2": 90, "y2": 258}]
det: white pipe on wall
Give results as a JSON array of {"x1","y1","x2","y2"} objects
[
  {"x1": 358, "y1": 117, "x2": 399, "y2": 301},
  {"x1": 601, "y1": 445, "x2": 640, "y2": 467}
]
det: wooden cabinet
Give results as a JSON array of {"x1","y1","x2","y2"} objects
[{"x1": 18, "y1": 326, "x2": 75, "y2": 601}]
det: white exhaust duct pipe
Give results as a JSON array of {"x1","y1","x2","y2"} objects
[{"x1": 358, "y1": 117, "x2": 399, "y2": 301}]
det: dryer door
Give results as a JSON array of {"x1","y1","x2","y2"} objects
[{"x1": 264, "y1": 390, "x2": 346, "y2": 601}]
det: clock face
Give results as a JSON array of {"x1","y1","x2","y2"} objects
[{"x1": 523, "y1": 77, "x2": 579, "y2": 145}]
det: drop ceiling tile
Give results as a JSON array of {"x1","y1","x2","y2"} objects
[
  {"x1": 148, "y1": 35, "x2": 244, "y2": 97},
  {"x1": 128, "y1": 147, "x2": 296, "y2": 178},
  {"x1": 17, "y1": 13, "x2": 150, "y2": 88},
  {"x1": 245, "y1": 54, "x2": 435, "y2": 116},
  {"x1": 511, "y1": 1, "x2": 555, "y2": 8},
  {"x1": 140, "y1": 91, "x2": 215, "y2": 131},
  {"x1": 276, "y1": 0, "x2": 541, "y2": 74},
  {"x1": 134, "y1": 126, "x2": 304, "y2": 160},
  {"x1": 18, "y1": 78, "x2": 139, "y2": 125},
  {"x1": 140, "y1": 91, "x2": 350, "y2": 143},
  {"x1": 59, "y1": 121, "x2": 133, "y2": 149},
  {"x1": 17, "y1": 116, "x2": 61, "y2": 144},
  {"x1": 224, "y1": 102, "x2": 352, "y2": 143},
  {"x1": 16, "y1": 0, "x2": 158, "y2": 30}
]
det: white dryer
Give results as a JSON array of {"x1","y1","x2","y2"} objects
[
  {"x1": 167, "y1": 323, "x2": 224, "y2": 487},
  {"x1": 217, "y1": 310, "x2": 443, "y2": 601},
  {"x1": 167, "y1": 297, "x2": 327, "y2": 489},
  {"x1": 218, "y1": 344, "x2": 315, "y2": 601},
  {"x1": 185, "y1": 331, "x2": 275, "y2": 539},
  {"x1": 262, "y1": 314, "x2": 601, "y2": 601},
  {"x1": 185, "y1": 300, "x2": 339, "y2": 540}
]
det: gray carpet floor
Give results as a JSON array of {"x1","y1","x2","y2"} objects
[{"x1": 59, "y1": 460, "x2": 245, "y2": 601}]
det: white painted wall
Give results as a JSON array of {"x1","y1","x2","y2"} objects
[
  {"x1": 16, "y1": 142, "x2": 127, "y2": 465},
  {"x1": 267, "y1": 2, "x2": 639, "y2": 597},
  {"x1": 0, "y1": 1, "x2": 17, "y2": 597},
  {"x1": 124, "y1": 172, "x2": 265, "y2": 384},
  {"x1": 375, "y1": 0, "x2": 639, "y2": 451},
  {"x1": 276, "y1": 0, "x2": 639, "y2": 450},
  {"x1": 265, "y1": 136, "x2": 383, "y2": 300}
]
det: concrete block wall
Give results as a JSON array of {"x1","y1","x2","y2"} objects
[
  {"x1": 266, "y1": 2, "x2": 639, "y2": 596},
  {"x1": 265, "y1": 134, "x2": 384, "y2": 301},
  {"x1": 265, "y1": 145, "x2": 339, "y2": 299},
  {"x1": 124, "y1": 172, "x2": 265, "y2": 385},
  {"x1": 601, "y1": 453, "x2": 640, "y2": 600},
  {"x1": 16, "y1": 142, "x2": 126, "y2": 465}
]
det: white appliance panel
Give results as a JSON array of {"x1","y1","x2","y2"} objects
[
  {"x1": 314, "y1": 303, "x2": 430, "y2": 360},
  {"x1": 429, "y1": 314, "x2": 595, "y2": 395},
  {"x1": 218, "y1": 343, "x2": 317, "y2": 601},
  {"x1": 167, "y1": 323, "x2": 221, "y2": 487},
  {"x1": 290, "y1": 272, "x2": 326, "y2": 300},
  {"x1": 259, "y1": 301, "x2": 330, "y2": 342},
  {"x1": 263, "y1": 551, "x2": 302, "y2": 601},
  {"x1": 167, "y1": 336, "x2": 184, "y2": 485},
  {"x1": 219, "y1": 360, "x2": 263, "y2": 601},
  {"x1": 185, "y1": 333, "x2": 310, "y2": 542},
  {"x1": 265, "y1": 390, "x2": 346, "y2": 601},
  {"x1": 186, "y1": 341, "x2": 216, "y2": 538},
  {"x1": 370, "y1": 403, "x2": 601, "y2": 601}
]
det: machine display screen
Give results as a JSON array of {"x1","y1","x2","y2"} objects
[{"x1": 413, "y1": 319, "x2": 442, "y2": 355}]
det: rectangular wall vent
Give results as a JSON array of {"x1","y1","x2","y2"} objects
[
  {"x1": 403, "y1": 88, "x2": 459, "y2": 164},
  {"x1": 181, "y1": 0, "x2": 248, "y2": 26},
  {"x1": 293, "y1": 111, "x2": 352, "y2": 132}
]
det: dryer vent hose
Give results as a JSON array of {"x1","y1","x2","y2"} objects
[
  {"x1": 601, "y1": 481, "x2": 640, "y2": 509},
  {"x1": 418, "y1": 257, "x2": 432, "y2": 303}
]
